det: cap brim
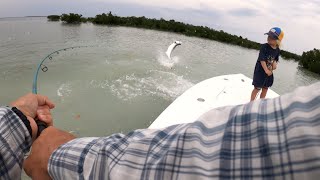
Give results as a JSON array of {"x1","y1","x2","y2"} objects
[{"x1": 265, "y1": 32, "x2": 278, "y2": 40}]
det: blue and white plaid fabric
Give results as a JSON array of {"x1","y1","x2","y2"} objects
[
  {"x1": 0, "y1": 82, "x2": 320, "y2": 180},
  {"x1": 48, "y1": 82, "x2": 320, "y2": 180},
  {"x1": 0, "y1": 107, "x2": 32, "y2": 180}
]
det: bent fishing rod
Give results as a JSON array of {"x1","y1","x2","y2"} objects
[{"x1": 32, "y1": 46, "x2": 90, "y2": 136}]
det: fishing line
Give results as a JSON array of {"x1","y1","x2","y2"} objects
[{"x1": 32, "y1": 45, "x2": 93, "y2": 94}]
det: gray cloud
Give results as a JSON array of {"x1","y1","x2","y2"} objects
[
  {"x1": 228, "y1": 8, "x2": 260, "y2": 17},
  {"x1": 156, "y1": 7, "x2": 223, "y2": 29}
]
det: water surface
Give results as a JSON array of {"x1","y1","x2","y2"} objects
[{"x1": 1, "y1": 17, "x2": 319, "y2": 137}]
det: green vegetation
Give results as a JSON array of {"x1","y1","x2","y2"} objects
[
  {"x1": 300, "y1": 49, "x2": 320, "y2": 74},
  {"x1": 61, "y1": 13, "x2": 83, "y2": 24},
  {"x1": 47, "y1": 15, "x2": 60, "y2": 21},
  {"x1": 47, "y1": 12, "x2": 320, "y2": 74},
  {"x1": 279, "y1": 50, "x2": 301, "y2": 61},
  {"x1": 92, "y1": 13, "x2": 263, "y2": 51}
]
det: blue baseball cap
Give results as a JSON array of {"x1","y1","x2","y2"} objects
[{"x1": 265, "y1": 27, "x2": 284, "y2": 41}]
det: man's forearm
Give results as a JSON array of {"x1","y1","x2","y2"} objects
[{"x1": 0, "y1": 107, "x2": 32, "y2": 179}]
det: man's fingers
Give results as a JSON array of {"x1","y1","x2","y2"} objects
[
  {"x1": 37, "y1": 106, "x2": 50, "y2": 115},
  {"x1": 39, "y1": 115, "x2": 53, "y2": 125},
  {"x1": 37, "y1": 106, "x2": 53, "y2": 126},
  {"x1": 36, "y1": 95, "x2": 55, "y2": 109},
  {"x1": 37, "y1": 115, "x2": 53, "y2": 126}
]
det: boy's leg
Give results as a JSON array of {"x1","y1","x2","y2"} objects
[
  {"x1": 260, "y1": 87, "x2": 268, "y2": 99},
  {"x1": 250, "y1": 87, "x2": 261, "y2": 101}
]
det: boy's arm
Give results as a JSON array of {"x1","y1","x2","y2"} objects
[
  {"x1": 272, "y1": 61, "x2": 277, "y2": 70},
  {"x1": 260, "y1": 61, "x2": 272, "y2": 74},
  {"x1": 258, "y1": 45, "x2": 272, "y2": 74},
  {"x1": 273, "y1": 49, "x2": 280, "y2": 70}
]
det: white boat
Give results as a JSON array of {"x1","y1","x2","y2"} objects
[{"x1": 149, "y1": 74, "x2": 279, "y2": 129}]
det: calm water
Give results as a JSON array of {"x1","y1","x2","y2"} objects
[{"x1": 1, "y1": 17, "x2": 320, "y2": 138}]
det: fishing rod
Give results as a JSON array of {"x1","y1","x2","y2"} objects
[
  {"x1": 32, "y1": 46, "x2": 90, "y2": 94},
  {"x1": 32, "y1": 45, "x2": 91, "y2": 136}
]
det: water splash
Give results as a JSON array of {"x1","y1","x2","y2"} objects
[
  {"x1": 57, "y1": 83, "x2": 72, "y2": 97},
  {"x1": 89, "y1": 70, "x2": 194, "y2": 101},
  {"x1": 157, "y1": 51, "x2": 180, "y2": 69}
]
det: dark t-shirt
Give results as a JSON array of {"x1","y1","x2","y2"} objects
[{"x1": 252, "y1": 43, "x2": 280, "y2": 88}]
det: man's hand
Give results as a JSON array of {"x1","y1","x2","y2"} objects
[
  {"x1": 24, "y1": 127, "x2": 76, "y2": 180},
  {"x1": 10, "y1": 93, "x2": 55, "y2": 140}
]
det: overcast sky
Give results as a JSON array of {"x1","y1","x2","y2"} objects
[{"x1": 1, "y1": 0, "x2": 319, "y2": 54}]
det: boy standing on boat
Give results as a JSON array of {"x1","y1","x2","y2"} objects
[{"x1": 251, "y1": 27, "x2": 284, "y2": 101}]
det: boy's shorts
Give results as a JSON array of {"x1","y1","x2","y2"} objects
[{"x1": 252, "y1": 73, "x2": 274, "y2": 89}]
